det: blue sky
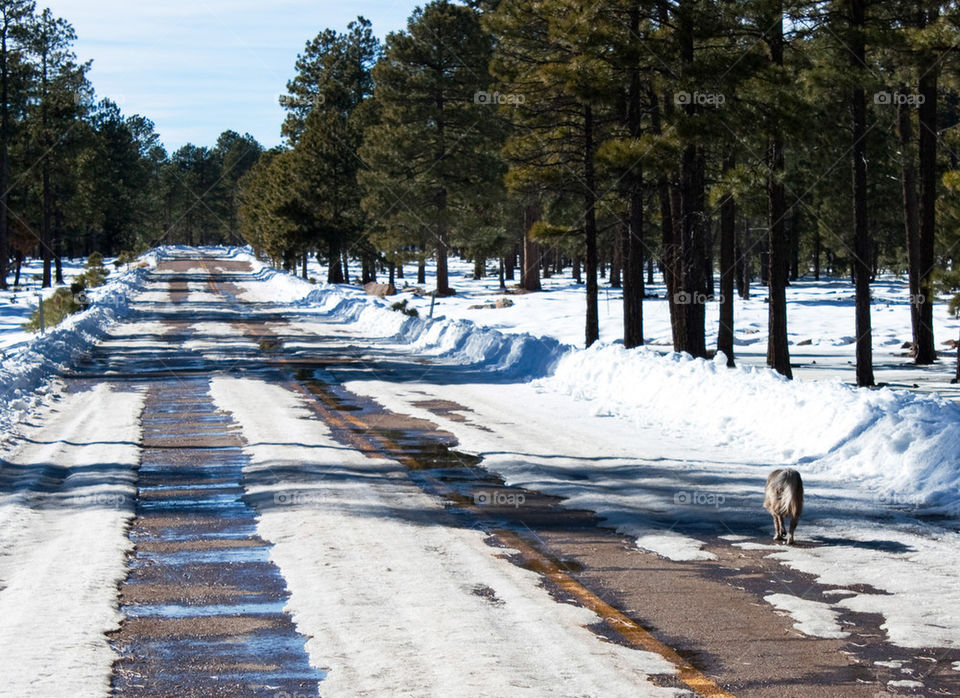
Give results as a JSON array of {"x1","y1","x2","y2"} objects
[{"x1": 41, "y1": 1, "x2": 418, "y2": 152}]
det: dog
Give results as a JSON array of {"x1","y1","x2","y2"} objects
[{"x1": 763, "y1": 468, "x2": 803, "y2": 544}]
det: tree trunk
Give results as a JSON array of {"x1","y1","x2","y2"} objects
[
  {"x1": 301, "y1": 251, "x2": 308, "y2": 280},
  {"x1": 521, "y1": 201, "x2": 542, "y2": 291},
  {"x1": 955, "y1": 327, "x2": 960, "y2": 383},
  {"x1": 583, "y1": 104, "x2": 599, "y2": 348},
  {"x1": 915, "y1": 65, "x2": 937, "y2": 364},
  {"x1": 360, "y1": 254, "x2": 370, "y2": 283},
  {"x1": 623, "y1": 184, "x2": 645, "y2": 349},
  {"x1": 737, "y1": 220, "x2": 751, "y2": 299},
  {"x1": 473, "y1": 256, "x2": 484, "y2": 280},
  {"x1": 766, "y1": 9, "x2": 792, "y2": 379},
  {"x1": 677, "y1": 0, "x2": 706, "y2": 358},
  {"x1": 327, "y1": 241, "x2": 344, "y2": 283},
  {"x1": 0, "y1": 151, "x2": 7, "y2": 290},
  {"x1": 813, "y1": 225, "x2": 821, "y2": 281},
  {"x1": 680, "y1": 142, "x2": 707, "y2": 357},
  {"x1": 435, "y1": 187, "x2": 452, "y2": 296},
  {"x1": 610, "y1": 226, "x2": 623, "y2": 289},
  {"x1": 0, "y1": 24, "x2": 10, "y2": 291},
  {"x1": 652, "y1": 89, "x2": 683, "y2": 350},
  {"x1": 505, "y1": 243, "x2": 516, "y2": 281},
  {"x1": 622, "y1": 16, "x2": 644, "y2": 349},
  {"x1": 41, "y1": 165, "x2": 52, "y2": 287},
  {"x1": 668, "y1": 181, "x2": 684, "y2": 348},
  {"x1": 54, "y1": 211, "x2": 63, "y2": 285},
  {"x1": 342, "y1": 251, "x2": 350, "y2": 283},
  {"x1": 717, "y1": 158, "x2": 736, "y2": 367},
  {"x1": 704, "y1": 221, "x2": 715, "y2": 298},
  {"x1": 851, "y1": 0, "x2": 874, "y2": 387}
]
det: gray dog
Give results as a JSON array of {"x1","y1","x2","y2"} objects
[{"x1": 764, "y1": 468, "x2": 803, "y2": 544}]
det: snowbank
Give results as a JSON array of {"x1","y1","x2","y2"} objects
[
  {"x1": 236, "y1": 260, "x2": 568, "y2": 380},
  {"x1": 241, "y1": 254, "x2": 960, "y2": 516},
  {"x1": 0, "y1": 253, "x2": 157, "y2": 437},
  {"x1": 544, "y1": 344, "x2": 960, "y2": 514}
]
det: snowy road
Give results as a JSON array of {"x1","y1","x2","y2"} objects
[{"x1": 1, "y1": 249, "x2": 959, "y2": 697}]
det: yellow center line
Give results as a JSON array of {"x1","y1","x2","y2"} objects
[
  {"x1": 495, "y1": 529, "x2": 736, "y2": 698},
  {"x1": 287, "y1": 378, "x2": 737, "y2": 698}
]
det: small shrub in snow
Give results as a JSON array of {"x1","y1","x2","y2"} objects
[
  {"x1": 22, "y1": 288, "x2": 82, "y2": 332},
  {"x1": 75, "y1": 252, "x2": 111, "y2": 289},
  {"x1": 391, "y1": 299, "x2": 419, "y2": 317}
]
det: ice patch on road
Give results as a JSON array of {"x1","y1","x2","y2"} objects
[
  {"x1": 633, "y1": 532, "x2": 716, "y2": 562},
  {"x1": 887, "y1": 679, "x2": 924, "y2": 689},
  {"x1": 764, "y1": 593, "x2": 849, "y2": 639},
  {"x1": 762, "y1": 523, "x2": 960, "y2": 649}
]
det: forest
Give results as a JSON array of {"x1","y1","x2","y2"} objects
[
  {"x1": 3, "y1": 0, "x2": 960, "y2": 386},
  {"x1": 0, "y1": 1, "x2": 262, "y2": 289}
]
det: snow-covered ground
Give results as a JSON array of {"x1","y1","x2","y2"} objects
[
  {"x1": 0, "y1": 382, "x2": 146, "y2": 696},
  {"x1": 0, "y1": 257, "x2": 117, "y2": 354},
  {"x1": 2, "y1": 247, "x2": 960, "y2": 689},
  {"x1": 303, "y1": 254, "x2": 960, "y2": 399}
]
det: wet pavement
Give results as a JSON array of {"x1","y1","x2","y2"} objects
[
  {"x1": 56, "y1": 254, "x2": 324, "y2": 696},
  {"x1": 109, "y1": 377, "x2": 322, "y2": 697}
]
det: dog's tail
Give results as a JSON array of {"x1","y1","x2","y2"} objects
[{"x1": 782, "y1": 469, "x2": 803, "y2": 519}]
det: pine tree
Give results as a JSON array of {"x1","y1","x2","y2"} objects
[
  {"x1": 360, "y1": 1, "x2": 498, "y2": 297},
  {"x1": 26, "y1": 8, "x2": 81, "y2": 286},
  {"x1": 278, "y1": 18, "x2": 379, "y2": 282},
  {"x1": 488, "y1": 0, "x2": 614, "y2": 346},
  {"x1": 0, "y1": 0, "x2": 33, "y2": 289},
  {"x1": 848, "y1": 0, "x2": 875, "y2": 387},
  {"x1": 739, "y1": 0, "x2": 805, "y2": 378}
]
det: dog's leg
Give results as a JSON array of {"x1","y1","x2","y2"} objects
[
  {"x1": 787, "y1": 515, "x2": 798, "y2": 545},
  {"x1": 772, "y1": 514, "x2": 783, "y2": 541}
]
